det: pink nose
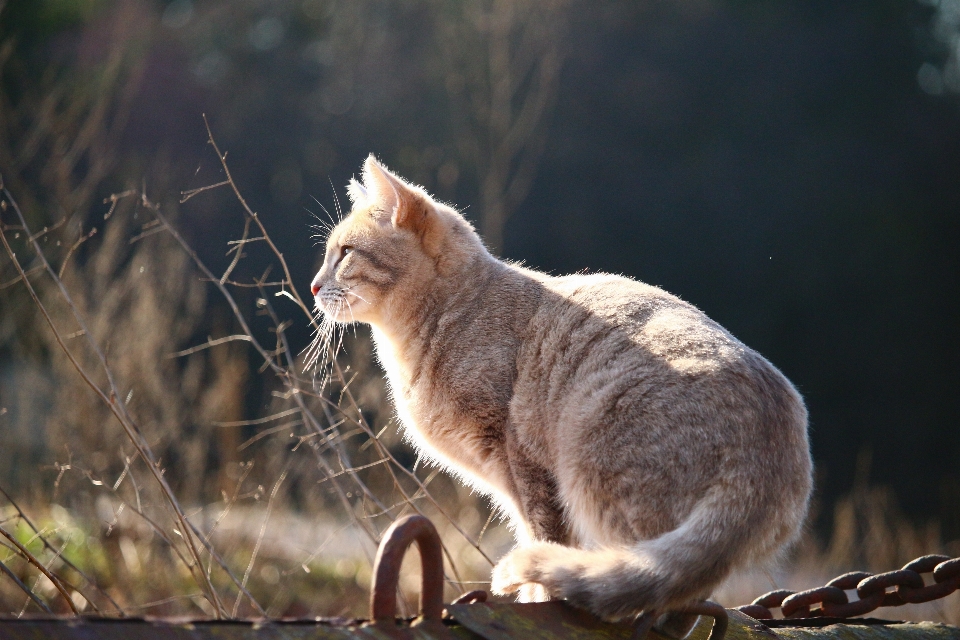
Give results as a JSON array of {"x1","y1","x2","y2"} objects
[{"x1": 311, "y1": 283, "x2": 320, "y2": 296}]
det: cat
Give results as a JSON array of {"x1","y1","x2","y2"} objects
[{"x1": 310, "y1": 155, "x2": 813, "y2": 624}]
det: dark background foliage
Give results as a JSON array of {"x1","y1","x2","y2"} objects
[{"x1": 2, "y1": 0, "x2": 958, "y2": 542}]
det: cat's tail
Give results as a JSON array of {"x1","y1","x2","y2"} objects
[{"x1": 491, "y1": 485, "x2": 796, "y2": 621}]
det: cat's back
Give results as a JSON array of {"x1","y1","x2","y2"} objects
[
  {"x1": 533, "y1": 271, "x2": 745, "y2": 373},
  {"x1": 513, "y1": 270, "x2": 805, "y2": 452},
  {"x1": 510, "y1": 270, "x2": 809, "y2": 544}
]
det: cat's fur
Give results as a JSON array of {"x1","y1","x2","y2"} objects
[{"x1": 311, "y1": 156, "x2": 812, "y2": 622}]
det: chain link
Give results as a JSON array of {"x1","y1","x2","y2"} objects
[{"x1": 736, "y1": 555, "x2": 960, "y2": 621}]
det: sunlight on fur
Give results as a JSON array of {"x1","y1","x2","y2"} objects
[{"x1": 310, "y1": 155, "x2": 813, "y2": 623}]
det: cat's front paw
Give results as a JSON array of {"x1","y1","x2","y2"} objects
[
  {"x1": 491, "y1": 550, "x2": 527, "y2": 595},
  {"x1": 492, "y1": 550, "x2": 553, "y2": 602},
  {"x1": 490, "y1": 548, "x2": 530, "y2": 596},
  {"x1": 518, "y1": 583, "x2": 551, "y2": 603},
  {"x1": 491, "y1": 546, "x2": 551, "y2": 597}
]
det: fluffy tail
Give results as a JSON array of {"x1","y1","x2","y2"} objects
[{"x1": 491, "y1": 487, "x2": 792, "y2": 621}]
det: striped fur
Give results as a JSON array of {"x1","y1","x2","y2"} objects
[{"x1": 311, "y1": 156, "x2": 812, "y2": 623}]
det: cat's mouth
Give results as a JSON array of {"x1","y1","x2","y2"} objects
[
  {"x1": 314, "y1": 294, "x2": 345, "y2": 321},
  {"x1": 315, "y1": 289, "x2": 368, "y2": 323}
]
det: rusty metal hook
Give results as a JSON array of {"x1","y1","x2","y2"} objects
[
  {"x1": 631, "y1": 600, "x2": 727, "y2": 640},
  {"x1": 370, "y1": 514, "x2": 445, "y2": 622},
  {"x1": 679, "y1": 600, "x2": 728, "y2": 640}
]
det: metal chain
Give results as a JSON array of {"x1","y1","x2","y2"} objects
[{"x1": 736, "y1": 555, "x2": 960, "y2": 620}]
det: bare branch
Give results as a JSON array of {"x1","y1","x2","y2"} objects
[
  {"x1": 0, "y1": 525, "x2": 79, "y2": 614},
  {"x1": 0, "y1": 557, "x2": 53, "y2": 614},
  {"x1": 232, "y1": 468, "x2": 287, "y2": 618},
  {"x1": 0, "y1": 484, "x2": 119, "y2": 614},
  {"x1": 167, "y1": 334, "x2": 253, "y2": 359},
  {"x1": 180, "y1": 180, "x2": 230, "y2": 203},
  {"x1": 214, "y1": 408, "x2": 301, "y2": 428},
  {"x1": 128, "y1": 224, "x2": 166, "y2": 245},
  {"x1": 219, "y1": 214, "x2": 253, "y2": 285},
  {"x1": 103, "y1": 190, "x2": 137, "y2": 220},
  {"x1": 0, "y1": 186, "x2": 229, "y2": 618},
  {"x1": 0, "y1": 264, "x2": 43, "y2": 291},
  {"x1": 58, "y1": 226, "x2": 98, "y2": 278}
]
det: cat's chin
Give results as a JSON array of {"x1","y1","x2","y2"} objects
[
  {"x1": 318, "y1": 307, "x2": 353, "y2": 324},
  {"x1": 317, "y1": 301, "x2": 372, "y2": 325}
]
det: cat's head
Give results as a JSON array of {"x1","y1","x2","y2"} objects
[{"x1": 310, "y1": 155, "x2": 484, "y2": 327}]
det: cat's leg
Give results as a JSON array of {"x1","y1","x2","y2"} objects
[
  {"x1": 494, "y1": 441, "x2": 570, "y2": 603},
  {"x1": 504, "y1": 435, "x2": 570, "y2": 545}
]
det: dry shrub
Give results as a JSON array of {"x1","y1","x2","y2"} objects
[
  {"x1": 0, "y1": 135, "x2": 510, "y2": 617},
  {"x1": 41, "y1": 196, "x2": 248, "y2": 507}
]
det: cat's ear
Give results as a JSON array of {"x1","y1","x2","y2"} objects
[
  {"x1": 346, "y1": 176, "x2": 368, "y2": 205},
  {"x1": 360, "y1": 155, "x2": 429, "y2": 231}
]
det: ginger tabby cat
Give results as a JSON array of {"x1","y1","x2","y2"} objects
[{"x1": 310, "y1": 156, "x2": 812, "y2": 627}]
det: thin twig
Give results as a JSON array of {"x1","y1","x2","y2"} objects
[
  {"x1": 58, "y1": 227, "x2": 97, "y2": 279},
  {"x1": 476, "y1": 509, "x2": 497, "y2": 547},
  {"x1": 180, "y1": 180, "x2": 230, "y2": 203},
  {"x1": 103, "y1": 189, "x2": 137, "y2": 220},
  {"x1": 185, "y1": 520, "x2": 266, "y2": 617},
  {"x1": 202, "y1": 463, "x2": 254, "y2": 549},
  {"x1": 70, "y1": 465, "x2": 199, "y2": 592},
  {"x1": 0, "y1": 484, "x2": 118, "y2": 613},
  {"x1": 100, "y1": 593, "x2": 205, "y2": 615},
  {"x1": 237, "y1": 421, "x2": 302, "y2": 452},
  {"x1": 202, "y1": 278, "x2": 288, "y2": 288},
  {"x1": 1, "y1": 186, "x2": 228, "y2": 617},
  {"x1": 17, "y1": 540, "x2": 69, "y2": 615},
  {"x1": 0, "y1": 264, "x2": 43, "y2": 290},
  {"x1": 202, "y1": 115, "x2": 318, "y2": 326},
  {"x1": 166, "y1": 334, "x2": 253, "y2": 359},
  {"x1": 318, "y1": 458, "x2": 391, "y2": 483},
  {"x1": 232, "y1": 468, "x2": 287, "y2": 618},
  {"x1": 0, "y1": 557, "x2": 53, "y2": 614},
  {"x1": 220, "y1": 216, "x2": 250, "y2": 284},
  {"x1": 0, "y1": 525, "x2": 79, "y2": 614},
  {"x1": 128, "y1": 224, "x2": 165, "y2": 245},
  {"x1": 213, "y1": 407, "x2": 300, "y2": 428},
  {"x1": 26, "y1": 216, "x2": 67, "y2": 244}
]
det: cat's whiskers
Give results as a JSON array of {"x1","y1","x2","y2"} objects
[
  {"x1": 342, "y1": 292, "x2": 364, "y2": 338},
  {"x1": 318, "y1": 305, "x2": 342, "y2": 386},
  {"x1": 303, "y1": 293, "x2": 346, "y2": 373},
  {"x1": 337, "y1": 289, "x2": 368, "y2": 340},
  {"x1": 345, "y1": 288, "x2": 370, "y2": 305},
  {"x1": 303, "y1": 317, "x2": 328, "y2": 372},
  {"x1": 306, "y1": 198, "x2": 342, "y2": 249},
  {"x1": 328, "y1": 178, "x2": 345, "y2": 223},
  {"x1": 312, "y1": 196, "x2": 337, "y2": 225},
  {"x1": 308, "y1": 215, "x2": 333, "y2": 230},
  {"x1": 309, "y1": 224, "x2": 334, "y2": 247},
  {"x1": 328, "y1": 298, "x2": 349, "y2": 361}
]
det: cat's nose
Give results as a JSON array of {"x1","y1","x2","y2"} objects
[{"x1": 311, "y1": 282, "x2": 320, "y2": 296}]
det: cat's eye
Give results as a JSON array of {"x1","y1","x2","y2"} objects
[{"x1": 335, "y1": 245, "x2": 354, "y2": 267}]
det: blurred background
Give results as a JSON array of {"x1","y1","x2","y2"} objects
[{"x1": 0, "y1": 0, "x2": 958, "y2": 622}]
